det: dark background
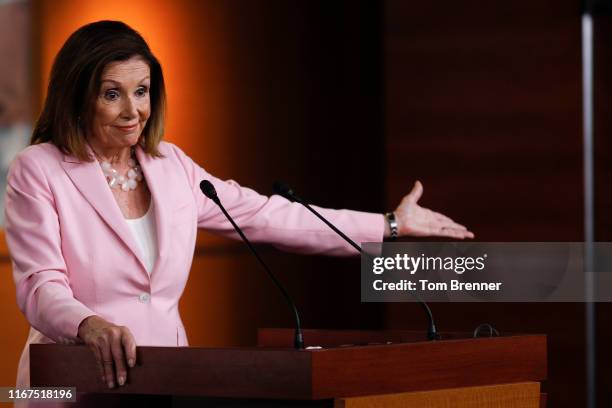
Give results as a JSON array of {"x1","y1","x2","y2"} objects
[{"x1": 200, "y1": 1, "x2": 612, "y2": 406}]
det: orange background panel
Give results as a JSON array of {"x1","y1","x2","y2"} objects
[{"x1": 36, "y1": 0, "x2": 232, "y2": 168}]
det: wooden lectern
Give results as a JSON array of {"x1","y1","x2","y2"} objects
[{"x1": 30, "y1": 329, "x2": 547, "y2": 407}]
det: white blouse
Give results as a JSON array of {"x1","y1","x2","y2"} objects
[{"x1": 125, "y1": 202, "x2": 158, "y2": 275}]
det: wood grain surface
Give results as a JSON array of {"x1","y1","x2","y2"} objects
[
  {"x1": 30, "y1": 331, "x2": 546, "y2": 400},
  {"x1": 334, "y1": 382, "x2": 541, "y2": 408}
]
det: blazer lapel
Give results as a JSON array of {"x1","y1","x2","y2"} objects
[
  {"x1": 60, "y1": 152, "x2": 148, "y2": 274},
  {"x1": 135, "y1": 146, "x2": 169, "y2": 271}
]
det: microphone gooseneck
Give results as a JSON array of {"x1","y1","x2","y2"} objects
[
  {"x1": 273, "y1": 181, "x2": 361, "y2": 253},
  {"x1": 273, "y1": 181, "x2": 440, "y2": 341},
  {"x1": 199, "y1": 180, "x2": 305, "y2": 349}
]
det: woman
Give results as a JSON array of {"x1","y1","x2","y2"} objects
[{"x1": 5, "y1": 20, "x2": 473, "y2": 404}]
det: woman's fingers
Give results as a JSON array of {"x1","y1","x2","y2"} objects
[
  {"x1": 433, "y1": 211, "x2": 465, "y2": 229},
  {"x1": 436, "y1": 226, "x2": 474, "y2": 239},
  {"x1": 424, "y1": 217, "x2": 472, "y2": 238},
  {"x1": 88, "y1": 343, "x2": 105, "y2": 384},
  {"x1": 97, "y1": 336, "x2": 116, "y2": 389},
  {"x1": 433, "y1": 210, "x2": 453, "y2": 223},
  {"x1": 121, "y1": 327, "x2": 137, "y2": 368},
  {"x1": 442, "y1": 220, "x2": 470, "y2": 233},
  {"x1": 431, "y1": 211, "x2": 472, "y2": 232},
  {"x1": 110, "y1": 328, "x2": 128, "y2": 387},
  {"x1": 417, "y1": 211, "x2": 472, "y2": 239},
  {"x1": 413, "y1": 217, "x2": 475, "y2": 239},
  {"x1": 78, "y1": 316, "x2": 138, "y2": 389}
]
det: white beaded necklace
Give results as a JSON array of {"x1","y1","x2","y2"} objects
[{"x1": 98, "y1": 150, "x2": 143, "y2": 192}]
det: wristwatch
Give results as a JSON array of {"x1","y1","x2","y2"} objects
[{"x1": 385, "y1": 212, "x2": 398, "y2": 241}]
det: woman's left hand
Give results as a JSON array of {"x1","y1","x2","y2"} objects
[{"x1": 390, "y1": 180, "x2": 474, "y2": 240}]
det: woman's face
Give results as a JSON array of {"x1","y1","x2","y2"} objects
[{"x1": 90, "y1": 56, "x2": 151, "y2": 152}]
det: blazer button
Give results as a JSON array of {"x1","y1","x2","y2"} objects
[{"x1": 138, "y1": 293, "x2": 151, "y2": 303}]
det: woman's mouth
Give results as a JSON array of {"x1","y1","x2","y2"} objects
[{"x1": 114, "y1": 123, "x2": 138, "y2": 132}]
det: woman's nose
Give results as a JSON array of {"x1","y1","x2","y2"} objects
[{"x1": 121, "y1": 96, "x2": 139, "y2": 118}]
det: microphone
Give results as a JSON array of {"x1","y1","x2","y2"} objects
[
  {"x1": 273, "y1": 181, "x2": 440, "y2": 341},
  {"x1": 200, "y1": 180, "x2": 305, "y2": 349}
]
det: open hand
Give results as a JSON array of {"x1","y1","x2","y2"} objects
[{"x1": 392, "y1": 181, "x2": 474, "y2": 240}]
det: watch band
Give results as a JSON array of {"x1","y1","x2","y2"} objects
[{"x1": 385, "y1": 212, "x2": 398, "y2": 241}]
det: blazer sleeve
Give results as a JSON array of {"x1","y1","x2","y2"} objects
[
  {"x1": 168, "y1": 143, "x2": 384, "y2": 256},
  {"x1": 4, "y1": 152, "x2": 96, "y2": 343}
]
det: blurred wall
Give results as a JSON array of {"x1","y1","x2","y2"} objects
[
  {"x1": 0, "y1": 0, "x2": 383, "y2": 390},
  {"x1": 0, "y1": 0, "x2": 31, "y2": 226},
  {"x1": 0, "y1": 0, "x2": 34, "y2": 397},
  {"x1": 383, "y1": 1, "x2": 612, "y2": 406}
]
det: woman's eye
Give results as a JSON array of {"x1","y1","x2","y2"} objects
[
  {"x1": 136, "y1": 87, "x2": 149, "y2": 97},
  {"x1": 104, "y1": 90, "x2": 120, "y2": 101}
]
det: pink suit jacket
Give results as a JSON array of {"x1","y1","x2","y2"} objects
[{"x1": 5, "y1": 141, "x2": 383, "y2": 396}]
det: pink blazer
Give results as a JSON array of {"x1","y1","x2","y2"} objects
[{"x1": 5, "y1": 141, "x2": 383, "y2": 394}]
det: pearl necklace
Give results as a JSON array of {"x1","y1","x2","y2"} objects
[{"x1": 100, "y1": 156, "x2": 143, "y2": 192}]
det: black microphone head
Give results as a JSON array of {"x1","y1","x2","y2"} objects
[
  {"x1": 200, "y1": 180, "x2": 219, "y2": 201},
  {"x1": 273, "y1": 180, "x2": 296, "y2": 202}
]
